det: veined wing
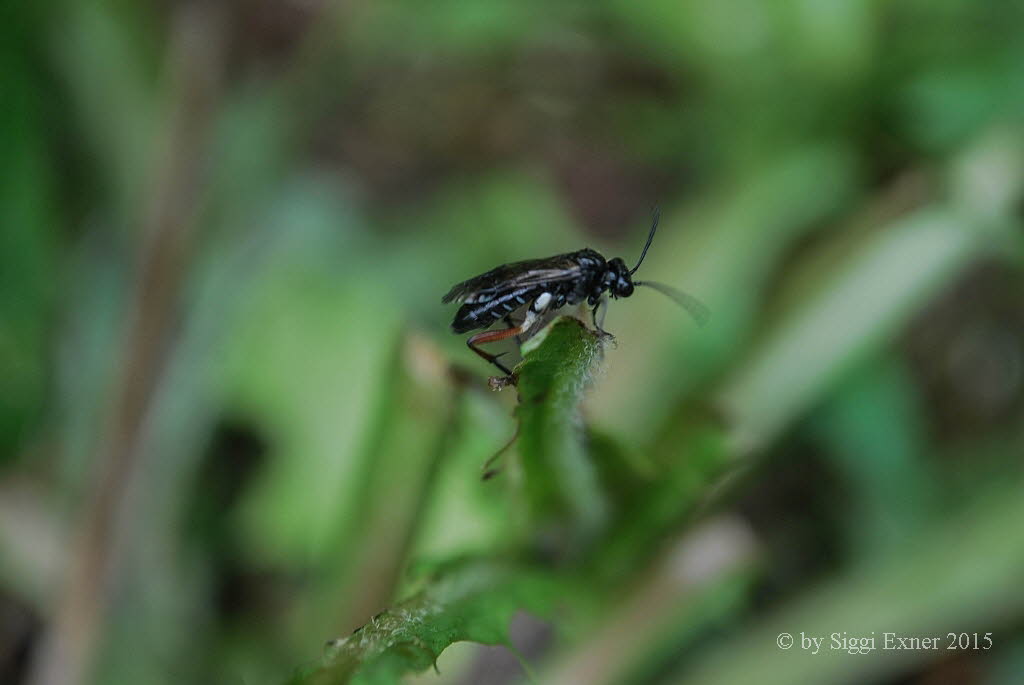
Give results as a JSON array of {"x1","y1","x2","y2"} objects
[{"x1": 442, "y1": 254, "x2": 583, "y2": 304}]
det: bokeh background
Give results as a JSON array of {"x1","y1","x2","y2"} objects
[{"x1": 5, "y1": 1, "x2": 1024, "y2": 683}]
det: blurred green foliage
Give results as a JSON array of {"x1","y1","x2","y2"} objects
[{"x1": 3, "y1": 0, "x2": 1024, "y2": 684}]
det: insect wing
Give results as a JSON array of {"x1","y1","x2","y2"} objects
[{"x1": 442, "y1": 255, "x2": 583, "y2": 304}]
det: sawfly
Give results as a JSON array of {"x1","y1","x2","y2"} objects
[{"x1": 442, "y1": 209, "x2": 708, "y2": 376}]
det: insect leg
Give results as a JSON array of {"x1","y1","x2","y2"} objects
[
  {"x1": 506, "y1": 292, "x2": 552, "y2": 346},
  {"x1": 467, "y1": 293, "x2": 554, "y2": 376},
  {"x1": 591, "y1": 297, "x2": 612, "y2": 337},
  {"x1": 466, "y1": 326, "x2": 523, "y2": 375},
  {"x1": 503, "y1": 314, "x2": 523, "y2": 345}
]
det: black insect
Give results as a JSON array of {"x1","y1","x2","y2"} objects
[{"x1": 442, "y1": 209, "x2": 709, "y2": 376}]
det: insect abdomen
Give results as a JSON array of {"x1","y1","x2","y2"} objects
[{"x1": 451, "y1": 286, "x2": 539, "y2": 333}]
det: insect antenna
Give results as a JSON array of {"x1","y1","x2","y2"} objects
[
  {"x1": 630, "y1": 206, "x2": 661, "y2": 275},
  {"x1": 633, "y1": 280, "x2": 710, "y2": 326}
]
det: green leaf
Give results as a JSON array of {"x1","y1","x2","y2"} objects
[
  {"x1": 290, "y1": 560, "x2": 557, "y2": 685},
  {"x1": 514, "y1": 317, "x2": 608, "y2": 552},
  {"x1": 286, "y1": 317, "x2": 612, "y2": 684},
  {"x1": 595, "y1": 411, "x2": 729, "y2": 581}
]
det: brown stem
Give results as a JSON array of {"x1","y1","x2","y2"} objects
[{"x1": 26, "y1": 7, "x2": 224, "y2": 685}]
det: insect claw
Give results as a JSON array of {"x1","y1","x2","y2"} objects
[{"x1": 488, "y1": 374, "x2": 517, "y2": 390}]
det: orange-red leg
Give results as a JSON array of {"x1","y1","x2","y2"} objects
[
  {"x1": 503, "y1": 314, "x2": 523, "y2": 344},
  {"x1": 467, "y1": 325, "x2": 524, "y2": 375}
]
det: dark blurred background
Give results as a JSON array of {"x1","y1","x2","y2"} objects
[{"x1": 4, "y1": 1, "x2": 1024, "y2": 684}]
